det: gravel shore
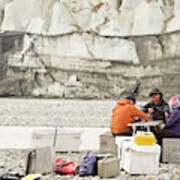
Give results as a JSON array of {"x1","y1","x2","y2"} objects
[
  {"x1": 0, "y1": 150, "x2": 180, "y2": 180},
  {"x1": 0, "y1": 98, "x2": 179, "y2": 180},
  {"x1": 0, "y1": 98, "x2": 116, "y2": 127}
]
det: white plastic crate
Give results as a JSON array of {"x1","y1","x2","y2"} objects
[
  {"x1": 115, "y1": 136, "x2": 134, "y2": 160},
  {"x1": 121, "y1": 141, "x2": 160, "y2": 175}
]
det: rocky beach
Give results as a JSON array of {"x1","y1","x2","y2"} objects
[
  {"x1": 0, "y1": 0, "x2": 180, "y2": 179},
  {"x1": 0, "y1": 150, "x2": 180, "y2": 180},
  {"x1": 0, "y1": 98, "x2": 179, "y2": 180}
]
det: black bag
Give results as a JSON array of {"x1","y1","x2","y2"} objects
[{"x1": 0, "y1": 173, "x2": 24, "y2": 180}]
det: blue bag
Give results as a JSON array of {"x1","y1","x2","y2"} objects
[{"x1": 79, "y1": 152, "x2": 97, "y2": 176}]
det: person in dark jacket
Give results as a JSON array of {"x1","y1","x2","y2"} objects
[
  {"x1": 142, "y1": 88, "x2": 170, "y2": 122},
  {"x1": 156, "y1": 99, "x2": 180, "y2": 146}
]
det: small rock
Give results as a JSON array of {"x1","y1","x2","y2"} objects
[
  {"x1": 65, "y1": 75, "x2": 82, "y2": 87},
  {"x1": 158, "y1": 173, "x2": 170, "y2": 180},
  {"x1": 59, "y1": 175, "x2": 73, "y2": 180}
]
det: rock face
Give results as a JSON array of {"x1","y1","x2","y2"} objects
[
  {"x1": 0, "y1": 0, "x2": 180, "y2": 99},
  {"x1": 1, "y1": 0, "x2": 180, "y2": 36}
]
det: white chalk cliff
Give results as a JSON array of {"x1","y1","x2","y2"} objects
[
  {"x1": 0, "y1": 0, "x2": 180, "y2": 99},
  {"x1": 1, "y1": 0, "x2": 180, "y2": 36}
]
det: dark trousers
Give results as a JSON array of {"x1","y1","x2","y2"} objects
[
  {"x1": 112, "y1": 130, "x2": 132, "y2": 137},
  {"x1": 156, "y1": 129, "x2": 180, "y2": 146},
  {"x1": 155, "y1": 129, "x2": 180, "y2": 162}
]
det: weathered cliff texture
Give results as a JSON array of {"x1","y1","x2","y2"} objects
[
  {"x1": 0, "y1": 0, "x2": 180, "y2": 99},
  {"x1": 1, "y1": 0, "x2": 180, "y2": 36}
]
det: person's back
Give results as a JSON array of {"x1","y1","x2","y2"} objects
[{"x1": 111, "y1": 99, "x2": 147, "y2": 135}]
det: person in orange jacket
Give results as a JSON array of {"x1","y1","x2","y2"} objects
[{"x1": 111, "y1": 96, "x2": 148, "y2": 136}]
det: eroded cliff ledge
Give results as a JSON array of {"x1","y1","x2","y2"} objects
[{"x1": 0, "y1": 0, "x2": 179, "y2": 99}]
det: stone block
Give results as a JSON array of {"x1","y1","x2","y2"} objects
[
  {"x1": 99, "y1": 131, "x2": 118, "y2": 155},
  {"x1": 162, "y1": 138, "x2": 180, "y2": 164},
  {"x1": 25, "y1": 147, "x2": 56, "y2": 174},
  {"x1": 98, "y1": 157, "x2": 120, "y2": 178},
  {"x1": 32, "y1": 128, "x2": 83, "y2": 152}
]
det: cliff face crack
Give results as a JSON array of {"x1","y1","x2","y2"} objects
[
  {"x1": 92, "y1": 3, "x2": 104, "y2": 13},
  {"x1": 83, "y1": 38, "x2": 95, "y2": 59},
  {"x1": 156, "y1": 35, "x2": 165, "y2": 58},
  {"x1": 61, "y1": 2, "x2": 83, "y2": 34},
  {"x1": 159, "y1": 0, "x2": 175, "y2": 33},
  {"x1": 162, "y1": 14, "x2": 175, "y2": 33},
  {"x1": 18, "y1": 36, "x2": 56, "y2": 82},
  {"x1": 96, "y1": 17, "x2": 110, "y2": 32}
]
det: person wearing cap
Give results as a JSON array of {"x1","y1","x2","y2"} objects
[
  {"x1": 142, "y1": 88, "x2": 170, "y2": 122},
  {"x1": 156, "y1": 97, "x2": 180, "y2": 146},
  {"x1": 111, "y1": 96, "x2": 148, "y2": 136},
  {"x1": 169, "y1": 96, "x2": 180, "y2": 111}
]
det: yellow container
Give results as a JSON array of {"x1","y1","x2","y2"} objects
[{"x1": 135, "y1": 133, "x2": 157, "y2": 146}]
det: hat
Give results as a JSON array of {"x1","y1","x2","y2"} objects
[
  {"x1": 149, "y1": 88, "x2": 163, "y2": 97},
  {"x1": 126, "y1": 95, "x2": 136, "y2": 104},
  {"x1": 169, "y1": 96, "x2": 180, "y2": 110}
]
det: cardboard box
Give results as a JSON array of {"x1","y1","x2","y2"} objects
[
  {"x1": 25, "y1": 147, "x2": 56, "y2": 174},
  {"x1": 122, "y1": 141, "x2": 160, "y2": 175},
  {"x1": 99, "y1": 131, "x2": 118, "y2": 155},
  {"x1": 162, "y1": 138, "x2": 180, "y2": 163},
  {"x1": 98, "y1": 157, "x2": 120, "y2": 178}
]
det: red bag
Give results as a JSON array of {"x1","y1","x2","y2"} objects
[{"x1": 56, "y1": 158, "x2": 79, "y2": 175}]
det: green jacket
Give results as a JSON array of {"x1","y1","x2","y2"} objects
[{"x1": 142, "y1": 98, "x2": 170, "y2": 121}]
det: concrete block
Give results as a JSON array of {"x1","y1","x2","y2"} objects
[
  {"x1": 25, "y1": 147, "x2": 56, "y2": 174},
  {"x1": 0, "y1": 126, "x2": 33, "y2": 149},
  {"x1": 98, "y1": 157, "x2": 120, "y2": 178},
  {"x1": 32, "y1": 128, "x2": 82, "y2": 152},
  {"x1": 162, "y1": 138, "x2": 180, "y2": 163},
  {"x1": 99, "y1": 131, "x2": 118, "y2": 155}
]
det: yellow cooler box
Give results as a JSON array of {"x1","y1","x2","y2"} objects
[{"x1": 135, "y1": 131, "x2": 157, "y2": 146}]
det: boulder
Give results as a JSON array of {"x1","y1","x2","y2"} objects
[
  {"x1": 130, "y1": 36, "x2": 163, "y2": 62},
  {"x1": 33, "y1": 82, "x2": 64, "y2": 97},
  {"x1": 160, "y1": 32, "x2": 180, "y2": 59}
]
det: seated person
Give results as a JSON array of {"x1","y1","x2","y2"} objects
[
  {"x1": 111, "y1": 95, "x2": 148, "y2": 136},
  {"x1": 156, "y1": 97, "x2": 180, "y2": 146},
  {"x1": 142, "y1": 88, "x2": 170, "y2": 122},
  {"x1": 169, "y1": 95, "x2": 180, "y2": 111}
]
